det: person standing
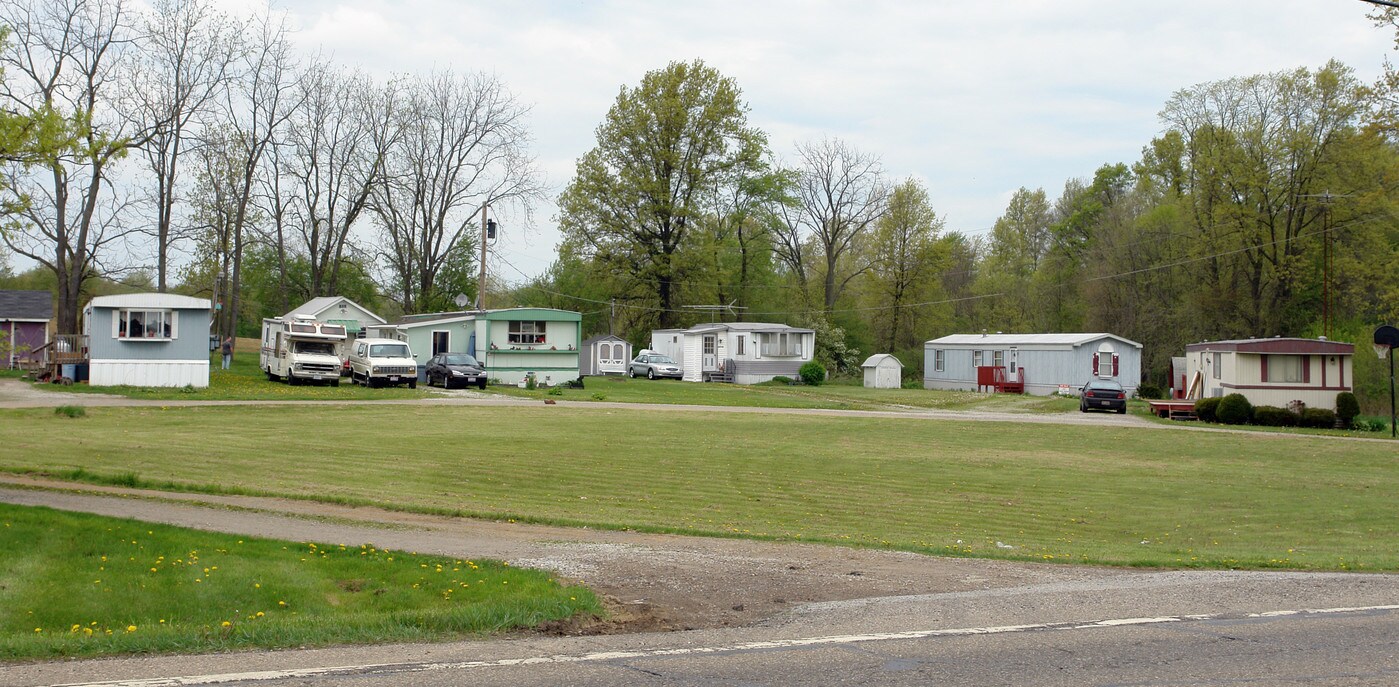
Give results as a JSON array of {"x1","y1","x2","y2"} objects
[{"x1": 221, "y1": 336, "x2": 234, "y2": 370}]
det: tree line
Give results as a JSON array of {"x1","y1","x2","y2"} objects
[{"x1": 521, "y1": 49, "x2": 1399, "y2": 408}]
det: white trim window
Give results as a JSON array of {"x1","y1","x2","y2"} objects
[
  {"x1": 933, "y1": 349, "x2": 945, "y2": 372},
  {"x1": 993, "y1": 350, "x2": 1004, "y2": 368},
  {"x1": 116, "y1": 309, "x2": 176, "y2": 340},
  {"x1": 972, "y1": 350, "x2": 983, "y2": 367},
  {"x1": 760, "y1": 332, "x2": 802, "y2": 357},
  {"x1": 508, "y1": 320, "x2": 547, "y2": 345}
]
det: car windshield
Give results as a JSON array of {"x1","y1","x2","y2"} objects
[
  {"x1": 443, "y1": 354, "x2": 478, "y2": 366},
  {"x1": 294, "y1": 341, "x2": 336, "y2": 355},
  {"x1": 370, "y1": 344, "x2": 410, "y2": 357},
  {"x1": 649, "y1": 355, "x2": 676, "y2": 364}
]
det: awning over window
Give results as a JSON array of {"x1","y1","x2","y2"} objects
[{"x1": 326, "y1": 318, "x2": 362, "y2": 334}]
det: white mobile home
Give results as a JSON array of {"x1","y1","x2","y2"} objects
[
  {"x1": 924, "y1": 333, "x2": 1143, "y2": 396},
  {"x1": 650, "y1": 322, "x2": 815, "y2": 384},
  {"x1": 1183, "y1": 337, "x2": 1353, "y2": 410}
]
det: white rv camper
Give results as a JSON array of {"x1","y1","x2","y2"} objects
[{"x1": 260, "y1": 316, "x2": 348, "y2": 386}]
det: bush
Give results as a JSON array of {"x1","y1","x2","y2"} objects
[
  {"x1": 1300, "y1": 408, "x2": 1337, "y2": 429},
  {"x1": 53, "y1": 405, "x2": 86, "y2": 419},
  {"x1": 1335, "y1": 392, "x2": 1360, "y2": 428},
  {"x1": 798, "y1": 362, "x2": 827, "y2": 386},
  {"x1": 1252, "y1": 406, "x2": 1296, "y2": 427},
  {"x1": 546, "y1": 386, "x2": 563, "y2": 396},
  {"x1": 769, "y1": 376, "x2": 794, "y2": 385},
  {"x1": 1135, "y1": 382, "x2": 1164, "y2": 400},
  {"x1": 1216, "y1": 393, "x2": 1253, "y2": 425},
  {"x1": 1194, "y1": 397, "x2": 1222, "y2": 423}
]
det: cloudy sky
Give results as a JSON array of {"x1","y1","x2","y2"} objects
[{"x1": 255, "y1": 0, "x2": 1392, "y2": 282}]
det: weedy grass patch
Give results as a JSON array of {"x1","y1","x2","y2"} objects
[
  {"x1": 2, "y1": 404, "x2": 1396, "y2": 573},
  {"x1": 0, "y1": 503, "x2": 598, "y2": 661}
]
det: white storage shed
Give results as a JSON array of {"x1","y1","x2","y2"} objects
[{"x1": 861, "y1": 354, "x2": 903, "y2": 389}]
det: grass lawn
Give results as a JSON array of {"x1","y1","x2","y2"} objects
[
  {"x1": 2, "y1": 403, "x2": 1396, "y2": 572},
  {"x1": 0, "y1": 502, "x2": 598, "y2": 661}
]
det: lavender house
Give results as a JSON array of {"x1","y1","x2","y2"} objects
[{"x1": 0, "y1": 290, "x2": 52, "y2": 369}]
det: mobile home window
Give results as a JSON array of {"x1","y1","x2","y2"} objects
[
  {"x1": 972, "y1": 350, "x2": 983, "y2": 367},
  {"x1": 117, "y1": 309, "x2": 173, "y2": 339},
  {"x1": 736, "y1": 336, "x2": 745, "y2": 356},
  {"x1": 993, "y1": 350, "x2": 1004, "y2": 368},
  {"x1": 508, "y1": 320, "x2": 547, "y2": 345},
  {"x1": 1212, "y1": 352, "x2": 1222, "y2": 379},
  {"x1": 933, "y1": 349, "x2": 945, "y2": 372},
  {"x1": 760, "y1": 332, "x2": 801, "y2": 357},
  {"x1": 1265, "y1": 355, "x2": 1304, "y2": 383},
  {"x1": 703, "y1": 337, "x2": 716, "y2": 355}
]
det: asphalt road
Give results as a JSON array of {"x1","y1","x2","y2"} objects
[
  {"x1": 11, "y1": 576, "x2": 1399, "y2": 686},
  {"x1": 6, "y1": 483, "x2": 1399, "y2": 687}
]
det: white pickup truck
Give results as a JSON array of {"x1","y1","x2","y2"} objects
[{"x1": 260, "y1": 316, "x2": 347, "y2": 386}]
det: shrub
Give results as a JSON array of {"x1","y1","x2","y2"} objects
[
  {"x1": 1335, "y1": 392, "x2": 1360, "y2": 428},
  {"x1": 546, "y1": 386, "x2": 563, "y2": 396},
  {"x1": 798, "y1": 362, "x2": 827, "y2": 386},
  {"x1": 1216, "y1": 393, "x2": 1253, "y2": 425},
  {"x1": 1194, "y1": 397, "x2": 1222, "y2": 423},
  {"x1": 769, "y1": 376, "x2": 794, "y2": 385},
  {"x1": 1252, "y1": 406, "x2": 1296, "y2": 427},
  {"x1": 1135, "y1": 382, "x2": 1164, "y2": 400},
  {"x1": 590, "y1": 392, "x2": 607, "y2": 401},
  {"x1": 1300, "y1": 408, "x2": 1336, "y2": 429},
  {"x1": 54, "y1": 405, "x2": 86, "y2": 419}
]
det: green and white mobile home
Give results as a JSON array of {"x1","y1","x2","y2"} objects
[{"x1": 390, "y1": 308, "x2": 582, "y2": 385}]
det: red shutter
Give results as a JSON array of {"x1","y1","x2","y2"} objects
[
  {"x1": 1260, "y1": 354, "x2": 1268, "y2": 383},
  {"x1": 1092, "y1": 354, "x2": 1099, "y2": 376},
  {"x1": 1112, "y1": 354, "x2": 1119, "y2": 376},
  {"x1": 1302, "y1": 355, "x2": 1311, "y2": 383}
]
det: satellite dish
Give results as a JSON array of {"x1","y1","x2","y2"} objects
[{"x1": 454, "y1": 294, "x2": 470, "y2": 308}]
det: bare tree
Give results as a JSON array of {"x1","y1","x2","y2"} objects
[
  {"x1": 0, "y1": 0, "x2": 143, "y2": 334},
  {"x1": 790, "y1": 137, "x2": 888, "y2": 311},
  {"x1": 211, "y1": 8, "x2": 299, "y2": 339},
  {"x1": 282, "y1": 63, "x2": 396, "y2": 298},
  {"x1": 370, "y1": 70, "x2": 542, "y2": 313},
  {"x1": 126, "y1": 0, "x2": 240, "y2": 292}
]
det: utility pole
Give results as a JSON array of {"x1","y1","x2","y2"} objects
[{"x1": 477, "y1": 205, "x2": 489, "y2": 311}]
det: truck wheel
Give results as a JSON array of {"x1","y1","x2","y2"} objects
[
  {"x1": 287, "y1": 374, "x2": 299, "y2": 386},
  {"x1": 409, "y1": 379, "x2": 417, "y2": 389},
  {"x1": 331, "y1": 379, "x2": 340, "y2": 388},
  {"x1": 266, "y1": 369, "x2": 277, "y2": 382}
]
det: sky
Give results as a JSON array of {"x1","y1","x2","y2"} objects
[{"x1": 202, "y1": 1, "x2": 1399, "y2": 283}]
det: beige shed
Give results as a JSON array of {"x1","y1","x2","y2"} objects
[{"x1": 861, "y1": 354, "x2": 903, "y2": 389}]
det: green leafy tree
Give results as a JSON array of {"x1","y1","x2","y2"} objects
[
  {"x1": 558, "y1": 59, "x2": 767, "y2": 328},
  {"x1": 862, "y1": 178, "x2": 948, "y2": 353}
]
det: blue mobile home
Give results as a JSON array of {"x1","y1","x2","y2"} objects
[
  {"x1": 924, "y1": 333, "x2": 1143, "y2": 396},
  {"x1": 82, "y1": 293, "x2": 213, "y2": 387}
]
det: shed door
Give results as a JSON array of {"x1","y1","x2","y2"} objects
[{"x1": 598, "y1": 342, "x2": 625, "y2": 374}]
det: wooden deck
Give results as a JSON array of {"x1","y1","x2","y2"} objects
[{"x1": 1147, "y1": 399, "x2": 1198, "y2": 420}]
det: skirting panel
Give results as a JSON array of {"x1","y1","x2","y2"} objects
[{"x1": 90, "y1": 359, "x2": 210, "y2": 388}]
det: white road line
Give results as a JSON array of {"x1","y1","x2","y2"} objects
[{"x1": 50, "y1": 604, "x2": 1399, "y2": 687}]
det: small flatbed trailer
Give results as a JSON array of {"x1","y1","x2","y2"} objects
[{"x1": 1147, "y1": 400, "x2": 1198, "y2": 420}]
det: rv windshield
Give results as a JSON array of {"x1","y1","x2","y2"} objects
[
  {"x1": 370, "y1": 344, "x2": 410, "y2": 358},
  {"x1": 294, "y1": 341, "x2": 336, "y2": 356}
]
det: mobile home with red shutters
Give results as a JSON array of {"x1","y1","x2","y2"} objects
[
  {"x1": 1183, "y1": 337, "x2": 1352, "y2": 410},
  {"x1": 923, "y1": 333, "x2": 1142, "y2": 396}
]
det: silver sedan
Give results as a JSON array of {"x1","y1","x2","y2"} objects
[{"x1": 628, "y1": 353, "x2": 683, "y2": 380}]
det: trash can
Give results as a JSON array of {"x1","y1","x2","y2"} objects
[{"x1": 61, "y1": 364, "x2": 76, "y2": 380}]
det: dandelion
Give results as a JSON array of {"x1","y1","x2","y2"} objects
[
  {"x1": 221, "y1": 621, "x2": 231, "y2": 628},
  {"x1": 277, "y1": 601, "x2": 287, "y2": 607},
  {"x1": 255, "y1": 612, "x2": 264, "y2": 618},
  {"x1": 126, "y1": 625, "x2": 137, "y2": 632}
]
